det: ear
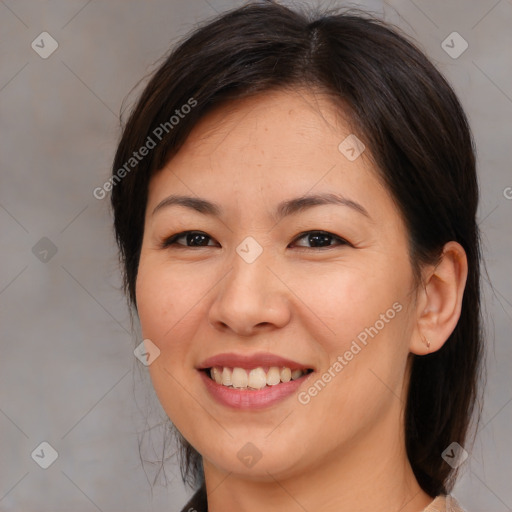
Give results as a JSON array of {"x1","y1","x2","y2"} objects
[{"x1": 410, "y1": 241, "x2": 468, "y2": 355}]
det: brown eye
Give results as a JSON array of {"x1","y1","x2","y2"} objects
[
  {"x1": 291, "y1": 231, "x2": 349, "y2": 249},
  {"x1": 162, "y1": 231, "x2": 218, "y2": 248}
]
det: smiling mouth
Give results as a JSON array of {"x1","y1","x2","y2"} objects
[{"x1": 202, "y1": 366, "x2": 314, "y2": 390}]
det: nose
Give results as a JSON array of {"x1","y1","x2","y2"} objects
[{"x1": 207, "y1": 249, "x2": 292, "y2": 337}]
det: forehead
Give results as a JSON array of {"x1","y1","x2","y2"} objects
[
  {"x1": 178, "y1": 88, "x2": 354, "y2": 161},
  {"x1": 147, "y1": 88, "x2": 397, "y2": 223}
]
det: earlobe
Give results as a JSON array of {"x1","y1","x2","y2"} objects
[{"x1": 410, "y1": 241, "x2": 468, "y2": 355}]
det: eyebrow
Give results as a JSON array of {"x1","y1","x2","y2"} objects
[{"x1": 152, "y1": 192, "x2": 371, "y2": 220}]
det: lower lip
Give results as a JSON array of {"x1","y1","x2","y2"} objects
[{"x1": 199, "y1": 370, "x2": 312, "y2": 410}]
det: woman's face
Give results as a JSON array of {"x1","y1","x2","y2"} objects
[{"x1": 136, "y1": 89, "x2": 419, "y2": 481}]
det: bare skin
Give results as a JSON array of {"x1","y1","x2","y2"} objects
[{"x1": 136, "y1": 89, "x2": 468, "y2": 512}]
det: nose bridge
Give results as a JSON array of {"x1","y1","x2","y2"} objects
[
  {"x1": 208, "y1": 241, "x2": 290, "y2": 335},
  {"x1": 230, "y1": 243, "x2": 272, "y2": 297},
  {"x1": 224, "y1": 242, "x2": 275, "y2": 309}
]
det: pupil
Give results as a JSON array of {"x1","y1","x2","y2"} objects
[
  {"x1": 188, "y1": 233, "x2": 208, "y2": 246},
  {"x1": 310, "y1": 233, "x2": 331, "y2": 247}
]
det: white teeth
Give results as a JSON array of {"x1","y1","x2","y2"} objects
[
  {"x1": 211, "y1": 367, "x2": 222, "y2": 384},
  {"x1": 280, "y1": 367, "x2": 292, "y2": 383},
  {"x1": 248, "y1": 368, "x2": 267, "y2": 389},
  {"x1": 221, "y1": 367, "x2": 232, "y2": 386},
  {"x1": 266, "y1": 366, "x2": 281, "y2": 386},
  {"x1": 231, "y1": 367, "x2": 248, "y2": 388},
  {"x1": 209, "y1": 365, "x2": 310, "y2": 389},
  {"x1": 291, "y1": 369, "x2": 303, "y2": 380}
]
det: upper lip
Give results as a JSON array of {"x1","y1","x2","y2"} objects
[{"x1": 197, "y1": 352, "x2": 313, "y2": 371}]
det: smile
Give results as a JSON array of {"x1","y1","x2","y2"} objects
[
  {"x1": 197, "y1": 352, "x2": 315, "y2": 409},
  {"x1": 208, "y1": 366, "x2": 312, "y2": 390}
]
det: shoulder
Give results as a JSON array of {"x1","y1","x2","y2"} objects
[
  {"x1": 178, "y1": 489, "x2": 467, "y2": 512},
  {"x1": 423, "y1": 495, "x2": 467, "y2": 512}
]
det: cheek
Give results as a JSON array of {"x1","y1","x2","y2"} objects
[
  {"x1": 135, "y1": 255, "x2": 203, "y2": 341},
  {"x1": 286, "y1": 259, "x2": 405, "y2": 347},
  {"x1": 135, "y1": 257, "x2": 205, "y2": 428},
  {"x1": 289, "y1": 260, "x2": 411, "y2": 406},
  {"x1": 134, "y1": 257, "x2": 207, "y2": 417}
]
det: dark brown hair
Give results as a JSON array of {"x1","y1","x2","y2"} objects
[{"x1": 111, "y1": 0, "x2": 483, "y2": 498}]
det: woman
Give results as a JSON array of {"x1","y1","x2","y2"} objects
[{"x1": 111, "y1": 2, "x2": 483, "y2": 511}]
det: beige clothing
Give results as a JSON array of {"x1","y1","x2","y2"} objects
[
  {"x1": 424, "y1": 495, "x2": 466, "y2": 512},
  {"x1": 180, "y1": 486, "x2": 466, "y2": 512}
]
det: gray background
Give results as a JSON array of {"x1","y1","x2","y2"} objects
[{"x1": 0, "y1": 0, "x2": 511, "y2": 510}]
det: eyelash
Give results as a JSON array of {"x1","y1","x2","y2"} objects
[{"x1": 160, "y1": 230, "x2": 351, "y2": 250}]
